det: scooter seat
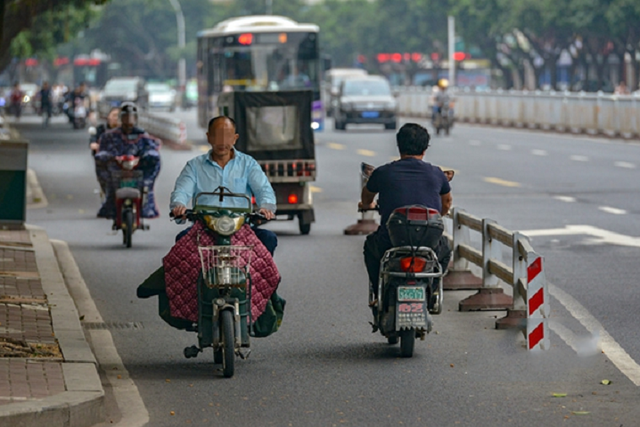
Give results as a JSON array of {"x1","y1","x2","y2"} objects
[{"x1": 116, "y1": 187, "x2": 141, "y2": 199}]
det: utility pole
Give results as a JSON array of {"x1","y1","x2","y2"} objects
[
  {"x1": 448, "y1": 16, "x2": 455, "y2": 87},
  {"x1": 169, "y1": 0, "x2": 186, "y2": 107}
]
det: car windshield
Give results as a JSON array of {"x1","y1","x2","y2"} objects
[
  {"x1": 146, "y1": 83, "x2": 172, "y2": 93},
  {"x1": 104, "y1": 80, "x2": 137, "y2": 93},
  {"x1": 343, "y1": 80, "x2": 391, "y2": 96}
]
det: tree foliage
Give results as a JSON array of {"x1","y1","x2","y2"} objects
[
  {"x1": 0, "y1": 0, "x2": 108, "y2": 72},
  {"x1": 5, "y1": 0, "x2": 640, "y2": 90}
]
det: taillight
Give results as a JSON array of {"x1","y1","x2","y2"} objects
[
  {"x1": 251, "y1": 196, "x2": 256, "y2": 205},
  {"x1": 400, "y1": 256, "x2": 427, "y2": 272},
  {"x1": 288, "y1": 194, "x2": 298, "y2": 204}
]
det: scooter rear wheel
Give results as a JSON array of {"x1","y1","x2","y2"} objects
[
  {"x1": 220, "y1": 309, "x2": 235, "y2": 378},
  {"x1": 399, "y1": 330, "x2": 415, "y2": 357}
]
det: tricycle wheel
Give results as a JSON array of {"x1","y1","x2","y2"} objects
[
  {"x1": 399, "y1": 329, "x2": 415, "y2": 358},
  {"x1": 298, "y1": 216, "x2": 311, "y2": 235},
  {"x1": 123, "y1": 209, "x2": 133, "y2": 248},
  {"x1": 220, "y1": 309, "x2": 235, "y2": 378}
]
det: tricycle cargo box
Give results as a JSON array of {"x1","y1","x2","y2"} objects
[{"x1": 218, "y1": 90, "x2": 315, "y2": 161}]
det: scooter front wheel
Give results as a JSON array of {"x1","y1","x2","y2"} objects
[
  {"x1": 123, "y1": 209, "x2": 133, "y2": 248},
  {"x1": 220, "y1": 309, "x2": 235, "y2": 378}
]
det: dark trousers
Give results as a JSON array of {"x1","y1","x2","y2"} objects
[
  {"x1": 176, "y1": 226, "x2": 277, "y2": 256},
  {"x1": 364, "y1": 231, "x2": 451, "y2": 295}
]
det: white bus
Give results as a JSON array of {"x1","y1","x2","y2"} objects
[{"x1": 197, "y1": 15, "x2": 324, "y2": 131}]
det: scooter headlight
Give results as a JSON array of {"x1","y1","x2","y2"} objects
[{"x1": 214, "y1": 215, "x2": 238, "y2": 236}]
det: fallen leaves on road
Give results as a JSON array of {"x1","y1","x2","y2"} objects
[
  {"x1": 552, "y1": 393, "x2": 567, "y2": 398},
  {"x1": 601, "y1": 379, "x2": 611, "y2": 385}
]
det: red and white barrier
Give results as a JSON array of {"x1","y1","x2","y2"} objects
[{"x1": 526, "y1": 256, "x2": 550, "y2": 350}]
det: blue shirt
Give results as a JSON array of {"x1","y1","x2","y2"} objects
[{"x1": 170, "y1": 149, "x2": 276, "y2": 212}]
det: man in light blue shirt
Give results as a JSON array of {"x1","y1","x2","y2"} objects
[{"x1": 170, "y1": 116, "x2": 278, "y2": 253}]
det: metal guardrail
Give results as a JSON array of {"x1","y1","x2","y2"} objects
[
  {"x1": 138, "y1": 111, "x2": 187, "y2": 147},
  {"x1": 444, "y1": 207, "x2": 550, "y2": 350},
  {"x1": 396, "y1": 87, "x2": 640, "y2": 138}
]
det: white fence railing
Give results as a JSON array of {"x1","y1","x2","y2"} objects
[
  {"x1": 443, "y1": 207, "x2": 550, "y2": 350},
  {"x1": 396, "y1": 87, "x2": 640, "y2": 138},
  {"x1": 138, "y1": 111, "x2": 188, "y2": 147}
]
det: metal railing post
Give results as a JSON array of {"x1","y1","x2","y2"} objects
[{"x1": 443, "y1": 207, "x2": 483, "y2": 291}]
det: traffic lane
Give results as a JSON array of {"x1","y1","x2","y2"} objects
[
  {"x1": 18, "y1": 118, "x2": 640, "y2": 425},
  {"x1": 317, "y1": 121, "x2": 640, "y2": 387},
  {"x1": 108, "y1": 211, "x2": 640, "y2": 427},
  {"x1": 440, "y1": 124, "x2": 640, "y2": 194}
]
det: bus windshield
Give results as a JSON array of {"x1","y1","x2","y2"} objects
[{"x1": 212, "y1": 32, "x2": 319, "y2": 93}]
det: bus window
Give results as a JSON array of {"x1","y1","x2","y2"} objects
[{"x1": 246, "y1": 106, "x2": 301, "y2": 151}]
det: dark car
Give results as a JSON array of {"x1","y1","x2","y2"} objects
[
  {"x1": 97, "y1": 77, "x2": 148, "y2": 117},
  {"x1": 333, "y1": 75, "x2": 397, "y2": 131}
]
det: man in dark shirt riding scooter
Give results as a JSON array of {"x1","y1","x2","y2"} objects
[{"x1": 359, "y1": 123, "x2": 453, "y2": 305}]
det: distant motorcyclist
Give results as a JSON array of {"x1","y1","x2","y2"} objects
[
  {"x1": 359, "y1": 123, "x2": 452, "y2": 303},
  {"x1": 95, "y1": 102, "x2": 161, "y2": 219},
  {"x1": 64, "y1": 82, "x2": 88, "y2": 123},
  {"x1": 38, "y1": 81, "x2": 53, "y2": 127},
  {"x1": 431, "y1": 79, "x2": 451, "y2": 122}
]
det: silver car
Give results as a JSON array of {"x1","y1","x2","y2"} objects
[{"x1": 333, "y1": 76, "x2": 397, "y2": 131}]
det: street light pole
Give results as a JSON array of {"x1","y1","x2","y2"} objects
[
  {"x1": 448, "y1": 16, "x2": 455, "y2": 87},
  {"x1": 169, "y1": 0, "x2": 186, "y2": 107}
]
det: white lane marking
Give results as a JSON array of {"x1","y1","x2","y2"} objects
[
  {"x1": 615, "y1": 161, "x2": 636, "y2": 169},
  {"x1": 497, "y1": 144, "x2": 511, "y2": 151},
  {"x1": 549, "y1": 282, "x2": 640, "y2": 386},
  {"x1": 599, "y1": 206, "x2": 627, "y2": 215},
  {"x1": 570, "y1": 155, "x2": 589, "y2": 162},
  {"x1": 554, "y1": 196, "x2": 576, "y2": 203},
  {"x1": 532, "y1": 149, "x2": 548, "y2": 156},
  {"x1": 357, "y1": 149, "x2": 376, "y2": 157},
  {"x1": 52, "y1": 240, "x2": 149, "y2": 426},
  {"x1": 469, "y1": 139, "x2": 481, "y2": 146},
  {"x1": 483, "y1": 177, "x2": 521, "y2": 187},
  {"x1": 521, "y1": 225, "x2": 640, "y2": 247}
]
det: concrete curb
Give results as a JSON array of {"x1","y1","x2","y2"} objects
[{"x1": 0, "y1": 226, "x2": 105, "y2": 427}]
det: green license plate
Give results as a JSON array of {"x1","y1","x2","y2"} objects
[
  {"x1": 398, "y1": 286, "x2": 425, "y2": 301},
  {"x1": 121, "y1": 179, "x2": 137, "y2": 188}
]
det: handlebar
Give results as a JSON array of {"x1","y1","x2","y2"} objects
[{"x1": 170, "y1": 209, "x2": 269, "y2": 226}]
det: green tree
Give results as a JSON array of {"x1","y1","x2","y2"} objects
[{"x1": 0, "y1": 0, "x2": 108, "y2": 72}]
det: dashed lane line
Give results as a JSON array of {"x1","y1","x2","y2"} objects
[
  {"x1": 531, "y1": 149, "x2": 548, "y2": 156},
  {"x1": 483, "y1": 177, "x2": 521, "y2": 188},
  {"x1": 497, "y1": 144, "x2": 511, "y2": 150},
  {"x1": 570, "y1": 155, "x2": 589, "y2": 162},
  {"x1": 309, "y1": 185, "x2": 323, "y2": 193},
  {"x1": 599, "y1": 206, "x2": 627, "y2": 215},
  {"x1": 327, "y1": 142, "x2": 346, "y2": 150},
  {"x1": 469, "y1": 139, "x2": 481, "y2": 146},
  {"x1": 615, "y1": 161, "x2": 636, "y2": 169},
  {"x1": 554, "y1": 196, "x2": 576, "y2": 203},
  {"x1": 357, "y1": 149, "x2": 376, "y2": 157}
]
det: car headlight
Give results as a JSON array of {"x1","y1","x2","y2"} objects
[
  {"x1": 341, "y1": 101, "x2": 352, "y2": 111},
  {"x1": 23, "y1": 95, "x2": 30, "y2": 103}
]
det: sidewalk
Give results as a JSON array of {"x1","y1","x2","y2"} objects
[{"x1": 0, "y1": 226, "x2": 104, "y2": 426}]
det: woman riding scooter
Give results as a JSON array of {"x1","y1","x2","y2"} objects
[{"x1": 89, "y1": 107, "x2": 120, "y2": 155}]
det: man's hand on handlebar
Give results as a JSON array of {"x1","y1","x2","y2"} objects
[
  {"x1": 171, "y1": 204, "x2": 187, "y2": 219},
  {"x1": 259, "y1": 208, "x2": 275, "y2": 220},
  {"x1": 358, "y1": 201, "x2": 377, "y2": 211}
]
